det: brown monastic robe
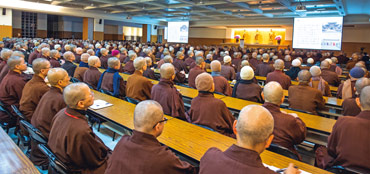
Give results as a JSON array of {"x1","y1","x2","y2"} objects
[
  {"x1": 234, "y1": 82, "x2": 263, "y2": 103},
  {"x1": 263, "y1": 102, "x2": 307, "y2": 159},
  {"x1": 123, "y1": 60, "x2": 135, "y2": 74},
  {"x1": 255, "y1": 62, "x2": 275, "y2": 77},
  {"x1": 28, "y1": 50, "x2": 39, "y2": 65},
  {"x1": 188, "y1": 66, "x2": 205, "y2": 89},
  {"x1": 126, "y1": 71, "x2": 153, "y2": 101},
  {"x1": 83, "y1": 67, "x2": 102, "y2": 89},
  {"x1": 100, "y1": 72, "x2": 126, "y2": 99},
  {"x1": 266, "y1": 70, "x2": 292, "y2": 90},
  {"x1": 212, "y1": 76, "x2": 232, "y2": 96},
  {"x1": 0, "y1": 64, "x2": 9, "y2": 82},
  {"x1": 0, "y1": 70, "x2": 27, "y2": 123},
  {"x1": 105, "y1": 130, "x2": 196, "y2": 174},
  {"x1": 189, "y1": 92, "x2": 235, "y2": 137},
  {"x1": 19, "y1": 75, "x2": 50, "y2": 121},
  {"x1": 48, "y1": 107, "x2": 111, "y2": 173},
  {"x1": 73, "y1": 66, "x2": 88, "y2": 82},
  {"x1": 200, "y1": 145, "x2": 276, "y2": 174},
  {"x1": 220, "y1": 65, "x2": 236, "y2": 81},
  {"x1": 342, "y1": 98, "x2": 361, "y2": 116},
  {"x1": 321, "y1": 68, "x2": 340, "y2": 87},
  {"x1": 337, "y1": 80, "x2": 356, "y2": 99},
  {"x1": 143, "y1": 67, "x2": 156, "y2": 80},
  {"x1": 50, "y1": 59, "x2": 61, "y2": 67},
  {"x1": 100, "y1": 55, "x2": 109, "y2": 69},
  {"x1": 288, "y1": 82, "x2": 325, "y2": 115},
  {"x1": 151, "y1": 79, "x2": 186, "y2": 119}
]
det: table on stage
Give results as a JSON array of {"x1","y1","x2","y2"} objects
[
  {"x1": 0, "y1": 127, "x2": 39, "y2": 174},
  {"x1": 89, "y1": 90, "x2": 331, "y2": 174}
]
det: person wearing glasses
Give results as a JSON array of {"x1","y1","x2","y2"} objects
[
  {"x1": 105, "y1": 100, "x2": 196, "y2": 174},
  {"x1": 200, "y1": 105, "x2": 300, "y2": 174},
  {"x1": 48, "y1": 83, "x2": 111, "y2": 173}
]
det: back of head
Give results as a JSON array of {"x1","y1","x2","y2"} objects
[
  {"x1": 273, "y1": 59, "x2": 284, "y2": 70},
  {"x1": 88, "y1": 56, "x2": 100, "y2": 67},
  {"x1": 145, "y1": 57, "x2": 152, "y2": 66},
  {"x1": 331, "y1": 57, "x2": 338, "y2": 64},
  {"x1": 355, "y1": 77, "x2": 370, "y2": 95},
  {"x1": 50, "y1": 50, "x2": 59, "y2": 58},
  {"x1": 320, "y1": 60, "x2": 330, "y2": 69},
  {"x1": 160, "y1": 63, "x2": 175, "y2": 80},
  {"x1": 284, "y1": 55, "x2": 291, "y2": 62},
  {"x1": 32, "y1": 58, "x2": 50, "y2": 74},
  {"x1": 7, "y1": 56, "x2": 23, "y2": 70},
  {"x1": 12, "y1": 51, "x2": 25, "y2": 58},
  {"x1": 63, "y1": 83, "x2": 90, "y2": 109},
  {"x1": 262, "y1": 53, "x2": 269, "y2": 61},
  {"x1": 1, "y1": 49, "x2": 13, "y2": 60},
  {"x1": 240, "y1": 66, "x2": 254, "y2": 80},
  {"x1": 48, "y1": 68, "x2": 68, "y2": 86},
  {"x1": 76, "y1": 47, "x2": 83, "y2": 54},
  {"x1": 195, "y1": 72, "x2": 213, "y2": 91},
  {"x1": 292, "y1": 59, "x2": 301, "y2": 67},
  {"x1": 196, "y1": 57, "x2": 204, "y2": 66},
  {"x1": 237, "y1": 105, "x2": 274, "y2": 147},
  {"x1": 87, "y1": 49, "x2": 95, "y2": 56},
  {"x1": 310, "y1": 66, "x2": 321, "y2": 77},
  {"x1": 163, "y1": 55, "x2": 173, "y2": 63},
  {"x1": 360, "y1": 86, "x2": 370, "y2": 110},
  {"x1": 325, "y1": 58, "x2": 333, "y2": 65},
  {"x1": 134, "y1": 57, "x2": 146, "y2": 71},
  {"x1": 81, "y1": 53, "x2": 90, "y2": 63},
  {"x1": 263, "y1": 82, "x2": 283, "y2": 105},
  {"x1": 42, "y1": 47, "x2": 50, "y2": 55},
  {"x1": 223, "y1": 56, "x2": 231, "y2": 64},
  {"x1": 307, "y1": 58, "x2": 314, "y2": 64},
  {"x1": 128, "y1": 52, "x2": 137, "y2": 60},
  {"x1": 210, "y1": 60, "x2": 221, "y2": 72},
  {"x1": 298, "y1": 70, "x2": 311, "y2": 83},
  {"x1": 108, "y1": 57, "x2": 120, "y2": 69},
  {"x1": 241, "y1": 60, "x2": 249, "y2": 68},
  {"x1": 63, "y1": 51, "x2": 74, "y2": 61},
  {"x1": 134, "y1": 100, "x2": 164, "y2": 133}
]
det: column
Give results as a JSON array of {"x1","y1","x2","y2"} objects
[
  {"x1": 142, "y1": 24, "x2": 148, "y2": 42},
  {"x1": 0, "y1": 8, "x2": 13, "y2": 41},
  {"x1": 83, "y1": 17, "x2": 94, "y2": 40},
  {"x1": 117, "y1": 25, "x2": 123, "y2": 40},
  {"x1": 93, "y1": 18, "x2": 104, "y2": 40},
  {"x1": 36, "y1": 13, "x2": 47, "y2": 38}
]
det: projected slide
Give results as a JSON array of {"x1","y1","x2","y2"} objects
[
  {"x1": 167, "y1": 21, "x2": 189, "y2": 43},
  {"x1": 293, "y1": 17, "x2": 343, "y2": 50}
]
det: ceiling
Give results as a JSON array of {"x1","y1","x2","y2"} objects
[{"x1": 20, "y1": 0, "x2": 360, "y2": 22}]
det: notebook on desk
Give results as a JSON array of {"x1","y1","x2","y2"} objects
[
  {"x1": 264, "y1": 164, "x2": 311, "y2": 174},
  {"x1": 90, "y1": 100, "x2": 113, "y2": 110}
]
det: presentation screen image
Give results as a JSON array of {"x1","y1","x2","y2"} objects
[
  {"x1": 293, "y1": 17, "x2": 343, "y2": 50},
  {"x1": 167, "y1": 21, "x2": 189, "y2": 43}
]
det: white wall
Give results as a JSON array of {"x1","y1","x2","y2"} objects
[
  {"x1": 0, "y1": 8, "x2": 12, "y2": 26},
  {"x1": 94, "y1": 18, "x2": 104, "y2": 32},
  {"x1": 189, "y1": 28, "x2": 226, "y2": 39}
]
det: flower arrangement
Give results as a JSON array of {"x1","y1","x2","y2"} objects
[
  {"x1": 234, "y1": 35, "x2": 241, "y2": 39},
  {"x1": 275, "y1": 35, "x2": 282, "y2": 41}
]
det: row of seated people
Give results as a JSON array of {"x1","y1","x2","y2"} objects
[{"x1": 0, "y1": 48, "x2": 369, "y2": 173}]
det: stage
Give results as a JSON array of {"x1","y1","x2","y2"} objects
[{"x1": 219, "y1": 42, "x2": 289, "y2": 49}]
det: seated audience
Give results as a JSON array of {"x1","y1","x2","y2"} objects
[
  {"x1": 220, "y1": 56, "x2": 236, "y2": 80},
  {"x1": 49, "y1": 49, "x2": 61, "y2": 67},
  {"x1": 285, "y1": 59, "x2": 301, "y2": 80},
  {"x1": 255, "y1": 53, "x2": 274, "y2": 77},
  {"x1": 189, "y1": 73, "x2": 235, "y2": 137},
  {"x1": 61, "y1": 51, "x2": 77, "y2": 77},
  {"x1": 200, "y1": 105, "x2": 300, "y2": 174},
  {"x1": 48, "y1": 83, "x2": 111, "y2": 173},
  {"x1": 320, "y1": 60, "x2": 340, "y2": 87},
  {"x1": 210, "y1": 60, "x2": 232, "y2": 96},
  {"x1": 83, "y1": 56, "x2": 102, "y2": 89},
  {"x1": 143, "y1": 57, "x2": 156, "y2": 80},
  {"x1": 337, "y1": 67, "x2": 364, "y2": 99},
  {"x1": 97, "y1": 57, "x2": 126, "y2": 98},
  {"x1": 126, "y1": 57, "x2": 153, "y2": 101},
  {"x1": 73, "y1": 53, "x2": 89, "y2": 82},
  {"x1": 188, "y1": 57, "x2": 206, "y2": 89},
  {"x1": 173, "y1": 51, "x2": 189, "y2": 74},
  {"x1": 288, "y1": 70, "x2": 325, "y2": 115},
  {"x1": 266, "y1": 59, "x2": 291, "y2": 90},
  {"x1": 342, "y1": 77, "x2": 370, "y2": 116},
  {"x1": 123, "y1": 51, "x2": 136, "y2": 74},
  {"x1": 309, "y1": 66, "x2": 331, "y2": 97},
  {"x1": 99, "y1": 48, "x2": 109, "y2": 69},
  {"x1": 0, "y1": 49, "x2": 15, "y2": 82},
  {"x1": 232, "y1": 66, "x2": 263, "y2": 103}
]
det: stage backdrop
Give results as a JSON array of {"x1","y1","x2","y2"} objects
[{"x1": 232, "y1": 28, "x2": 286, "y2": 45}]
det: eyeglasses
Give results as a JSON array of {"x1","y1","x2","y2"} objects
[{"x1": 152, "y1": 117, "x2": 168, "y2": 128}]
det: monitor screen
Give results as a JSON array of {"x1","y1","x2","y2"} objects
[{"x1": 167, "y1": 21, "x2": 189, "y2": 43}]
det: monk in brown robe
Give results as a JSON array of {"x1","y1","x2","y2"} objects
[
  {"x1": 99, "y1": 48, "x2": 109, "y2": 69},
  {"x1": 83, "y1": 56, "x2": 102, "y2": 89},
  {"x1": 20, "y1": 58, "x2": 50, "y2": 121},
  {"x1": 61, "y1": 51, "x2": 77, "y2": 77},
  {"x1": 210, "y1": 60, "x2": 232, "y2": 96},
  {"x1": 28, "y1": 47, "x2": 40, "y2": 65},
  {"x1": 255, "y1": 53, "x2": 274, "y2": 77},
  {"x1": 320, "y1": 60, "x2": 340, "y2": 87},
  {"x1": 309, "y1": 66, "x2": 331, "y2": 97},
  {"x1": 30, "y1": 68, "x2": 69, "y2": 166},
  {"x1": 337, "y1": 67, "x2": 364, "y2": 99},
  {"x1": 288, "y1": 70, "x2": 325, "y2": 115},
  {"x1": 40, "y1": 47, "x2": 51, "y2": 60},
  {"x1": 48, "y1": 83, "x2": 110, "y2": 173},
  {"x1": 49, "y1": 49, "x2": 61, "y2": 67},
  {"x1": 221, "y1": 56, "x2": 236, "y2": 81},
  {"x1": 189, "y1": 73, "x2": 235, "y2": 137},
  {"x1": 0, "y1": 49, "x2": 16, "y2": 82},
  {"x1": 105, "y1": 100, "x2": 196, "y2": 174},
  {"x1": 0, "y1": 49, "x2": 12, "y2": 73},
  {"x1": 126, "y1": 57, "x2": 153, "y2": 101},
  {"x1": 98, "y1": 57, "x2": 126, "y2": 99},
  {"x1": 200, "y1": 105, "x2": 300, "y2": 174},
  {"x1": 342, "y1": 77, "x2": 370, "y2": 116},
  {"x1": 316, "y1": 86, "x2": 370, "y2": 173},
  {"x1": 262, "y1": 82, "x2": 306, "y2": 160},
  {"x1": 73, "y1": 53, "x2": 89, "y2": 82},
  {"x1": 0, "y1": 56, "x2": 28, "y2": 125},
  {"x1": 266, "y1": 59, "x2": 291, "y2": 90},
  {"x1": 232, "y1": 66, "x2": 263, "y2": 103},
  {"x1": 123, "y1": 52, "x2": 136, "y2": 74},
  {"x1": 184, "y1": 50, "x2": 195, "y2": 67},
  {"x1": 151, "y1": 63, "x2": 186, "y2": 120},
  {"x1": 173, "y1": 51, "x2": 189, "y2": 74},
  {"x1": 143, "y1": 57, "x2": 156, "y2": 80},
  {"x1": 188, "y1": 57, "x2": 206, "y2": 88}
]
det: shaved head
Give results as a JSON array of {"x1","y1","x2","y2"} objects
[
  {"x1": 63, "y1": 83, "x2": 90, "y2": 109},
  {"x1": 320, "y1": 60, "x2": 330, "y2": 69},
  {"x1": 47, "y1": 68, "x2": 68, "y2": 86},
  {"x1": 12, "y1": 51, "x2": 25, "y2": 58},
  {"x1": 32, "y1": 58, "x2": 50, "y2": 74},
  {"x1": 355, "y1": 77, "x2": 370, "y2": 95},
  {"x1": 263, "y1": 82, "x2": 284, "y2": 105},
  {"x1": 108, "y1": 57, "x2": 120, "y2": 69},
  {"x1": 88, "y1": 56, "x2": 100, "y2": 67},
  {"x1": 63, "y1": 51, "x2": 75, "y2": 61},
  {"x1": 80, "y1": 53, "x2": 90, "y2": 63},
  {"x1": 160, "y1": 63, "x2": 175, "y2": 80},
  {"x1": 273, "y1": 59, "x2": 284, "y2": 70},
  {"x1": 163, "y1": 55, "x2": 173, "y2": 63},
  {"x1": 210, "y1": 60, "x2": 221, "y2": 72},
  {"x1": 133, "y1": 57, "x2": 146, "y2": 70},
  {"x1": 298, "y1": 70, "x2": 312, "y2": 83},
  {"x1": 237, "y1": 105, "x2": 274, "y2": 146},
  {"x1": 360, "y1": 86, "x2": 370, "y2": 110},
  {"x1": 134, "y1": 100, "x2": 164, "y2": 133}
]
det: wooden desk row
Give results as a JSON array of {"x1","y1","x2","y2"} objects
[
  {"x1": 90, "y1": 90, "x2": 331, "y2": 174},
  {"x1": 97, "y1": 68, "x2": 336, "y2": 134},
  {"x1": 0, "y1": 127, "x2": 39, "y2": 174}
]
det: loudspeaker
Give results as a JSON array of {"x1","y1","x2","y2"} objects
[
  {"x1": 99, "y1": 19, "x2": 102, "y2": 24},
  {"x1": 2, "y1": 8, "x2": 6, "y2": 15},
  {"x1": 154, "y1": 25, "x2": 157, "y2": 29}
]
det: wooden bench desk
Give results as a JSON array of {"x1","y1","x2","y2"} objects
[
  {"x1": 0, "y1": 127, "x2": 40, "y2": 174},
  {"x1": 90, "y1": 91, "x2": 331, "y2": 174}
]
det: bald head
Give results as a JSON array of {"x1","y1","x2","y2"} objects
[
  {"x1": 320, "y1": 60, "x2": 330, "y2": 69},
  {"x1": 273, "y1": 59, "x2": 284, "y2": 70},
  {"x1": 360, "y1": 86, "x2": 370, "y2": 110},
  {"x1": 298, "y1": 70, "x2": 312, "y2": 83},
  {"x1": 134, "y1": 57, "x2": 146, "y2": 71},
  {"x1": 12, "y1": 51, "x2": 25, "y2": 58},
  {"x1": 32, "y1": 58, "x2": 50, "y2": 74},
  {"x1": 108, "y1": 57, "x2": 120, "y2": 69},
  {"x1": 8, "y1": 56, "x2": 24, "y2": 70},
  {"x1": 134, "y1": 100, "x2": 164, "y2": 133},
  {"x1": 163, "y1": 55, "x2": 173, "y2": 63},
  {"x1": 160, "y1": 63, "x2": 175, "y2": 80},
  {"x1": 263, "y1": 82, "x2": 284, "y2": 105},
  {"x1": 1, "y1": 49, "x2": 13, "y2": 61},
  {"x1": 63, "y1": 51, "x2": 75, "y2": 61},
  {"x1": 47, "y1": 68, "x2": 68, "y2": 86},
  {"x1": 355, "y1": 77, "x2": 370, "y2": 95},
  {"x1": 196, "y1": 57, "x2": 204, "y2": 66},
  {"x1": 237, "y1": 105, "x2": 274, "y2": 146},
  {"x1": 63, "y1": 83, "x2": 90, "y2": 109},
  {"x1": 241, "y1": 60, "x2": 249, "y2": 68},
  {"x1": 210, "y1": 60, "x2": 221, "y2": 72},
  {"x1": 88, "y1": 56, "x2": 100, "y2": 67},
  {"x1": 80, "y1": 53, "x2": 90, "y2": 63}
]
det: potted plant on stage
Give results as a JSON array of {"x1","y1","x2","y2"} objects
[
  {"x1": 275, "y1": 35, "x2": 282, "y2": 45},
  {"x1": 234, "y1": 35, "x2": 241, "y2": 43}
]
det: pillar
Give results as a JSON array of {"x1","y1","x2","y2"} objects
[
  {"x1": 83, "y1": 17, "x2": 93, "y2": 40},
  {"x1": 142, "y1": 24, "x2": 148, "y2": 43},
  {"x1": 0, "y1": 8, "x2": 13, "y2": 41},
  {"x1": 118, "y1": 25, "x2": 123, "y2": 40},
  {"x1": 93, "y1": 18, "x2": 104, "y2": 40},
  {"x1": 36, "y1": 13, "x2": 47, "y2": 38}
]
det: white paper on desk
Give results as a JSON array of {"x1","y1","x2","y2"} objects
[
  {"x1": 185, "y1": 74, "x2": 189, "y2": 78},
  {"x1": 90, "y1": 100, "x2": 113, "y2": 110},
  {"x1": 263, "y1": 164, "x2": 311, "y2": 174}
]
